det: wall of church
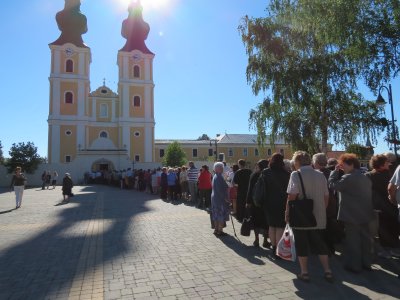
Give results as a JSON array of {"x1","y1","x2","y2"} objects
[
  {"x1": 60, "y1": 82, "x2": 78, "y2": 115},
  {"x1": 130, "y1": 127, "x2": 145, "y2": 162},
  {"x1": 129, "y1": 86, "x2": 145, "y2": 118},
  {"x1": 88, "y1": 127, "x2": 119, "y2": 148},
  {"x1": 60, "y1": 125, "x2": 77, "y2": 162}
]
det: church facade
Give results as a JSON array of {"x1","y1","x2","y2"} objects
[{"x1": 47, "y1": 0, "x2": 155, "y2": 173}]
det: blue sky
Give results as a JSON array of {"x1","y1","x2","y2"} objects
[{"x1": 0, "y1": 0, "x2": 398, "y2": 158}]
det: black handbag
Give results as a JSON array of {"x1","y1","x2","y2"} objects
[
  {"x1": 288, "y1": 171, "x2": 317, "y2": 228},
  {"x1": 240, "y1": 216, "x2": 253, "y2": 236}
]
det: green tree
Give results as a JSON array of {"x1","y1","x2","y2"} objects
[
  {"x1": 197, "y1": 134, "x2": 210, "y2": 141},
  {"x1": 346, "y1": 144, "x2": 370, "y2": 159},
  {"x1": 239, "y1": 0, "x2": 386, "y2": 154},
  {"x1": 4, "y1": 142, "x2": 44, "y2": 174},
  {"x1": 0, "y1": 141, "x2": 4, "y2": 165},
  {"x1": 163, "y1": 141, "x2": 187, "y2": 167}
]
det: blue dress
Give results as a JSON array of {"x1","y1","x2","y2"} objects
[{"x1": 211, "y1": 173, "x2": 230, "y2": 222}]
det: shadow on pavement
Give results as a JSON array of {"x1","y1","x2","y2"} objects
[{"x1": 0, "y1": 185, "x2": 155, "y2": 299}]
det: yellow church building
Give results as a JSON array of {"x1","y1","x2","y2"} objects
[{"x1": 47, "y1": 0, "x2": 155, "y2": 172}]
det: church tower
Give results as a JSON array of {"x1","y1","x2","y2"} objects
[
  {"x1": 117, "y1": 0, "x2": 155, "y2": 163},
  {"x1": 48, "y1": 0, "x2": 91, "y2": 164}
]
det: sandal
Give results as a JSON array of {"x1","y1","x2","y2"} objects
[
  {"x1": 296, "y1": 273, "x2": 310, "y2": 282},
  {"x1": 324, "y1": 272, "x2": 334, "y2": 283}
]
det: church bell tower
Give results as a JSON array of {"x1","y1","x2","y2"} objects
[
  {"x1": 117, "y1": 0, "x2": 155, "y2": 163},
  {"x1": 48, "y1": 0, "x2": 91, "y2": 164}
]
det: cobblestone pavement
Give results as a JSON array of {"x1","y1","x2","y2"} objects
[{"x1": 0, "y1": 185, "x2": 399, "y2": 300}]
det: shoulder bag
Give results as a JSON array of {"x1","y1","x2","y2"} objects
[{"x1": 288, "y1": 171, "x2": 317, "y2": 228}]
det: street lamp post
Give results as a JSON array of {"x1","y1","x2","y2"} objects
[
  {"x1": 210, "y1": 138, "x2": 218, "y2": 162},
  {"x1": 376, "y1": 83, "x2": 398, "y2": 159}
]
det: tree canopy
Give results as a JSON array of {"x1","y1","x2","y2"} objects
[
  {"x1": 163, "y1": 141, "x2": 187, "y2": 167},
  {"x1": 239, "y1": 0, "x2": 394, "y2": 154},
  {"x1": 197, "y1": 134, "x2": 210, "y2": 141},
  {"x1": 4, "y1": 142, "x2": 44, "y2": 174}
]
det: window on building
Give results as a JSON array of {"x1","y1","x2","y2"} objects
[
  {"x1": 135, "y1": 155, "x2": 140, "y2": 162},
  {"x1": 208, "y1": 148, "x2": 214, "y2": 157},
  {"x1": 66, "y1": 59, "x2": 73, "y2": 72},
  {"x1": 65, "y1": 130, "x2": 72, "y2": 136},
  {"x1": 267, "y1": 148, "x2": 272, "y2": 156},
  {"x1": 192, "y1": 149, "x2": 198, "y2": 158},
  {"x1": 160, "y1": 149, "x2": 165, "y2": 158},
  {"x1": 65, "y1": 155, "x2": 71, "y2": 163},
  {"x1": 100, "y1": 104, "x2": 108, "y2": 117},
  {"x1": 134, "y1": 131, "x2": 140, "y2": 137},
  {"x1": 280, "y1": 149, "x2": 285, "y2": 156},
  {"x1": 228, "y1": 148, "x2": 233, "y2": 157},
  {"x1": 133, "y1": 96, "x2": 141, "y2": 107},
  {"x1": 65, "y1": 92, "x2": 73, "y2": 104},
  {"x1": 100, "y1": 131, "x2": 108, "y2": 138},
  {"x1": 243, "y1": 148, "x2": 248, "y2": 157},
  {"x1": 133, "y1": 65, "x2": 140, "y2": 78},
  {"x1": 255, "y1": 148, "x2": 259, "y2": 156}
]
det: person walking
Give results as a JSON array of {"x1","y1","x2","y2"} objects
[
  {"x1": 10, "y1": 166, "x2": 26, "y2": 209},
  {"x1": 62, "y1": 173, "x2": 74, "y2": 203},
  {"x1": 211, "y1": 162, "x2": 230, "y2": 237},
  {"x1": 329, "y1": 153, "x2": 374, "y2": 273},
  {"x1": 51, "y1": 171, "x2": 58, "y2": 189},
  {"x1": 286, "y1": 151, "x2": 333, "y2": 282}
]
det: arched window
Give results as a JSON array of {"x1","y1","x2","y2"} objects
[
  {"x1": 66, "y1": 59, "x2": 73, "y2": 72},
  {"x1": 133, "y1": 65, "x2": 140, "y2": 78},
  {"x1": 133, "y1": 96, "x2": 141, "y2": 107},
  {"x1": 100, "y1": 131, "x2": 108, "y2": 138},
  {"x1": 65, "y1": 92, "x2": 73, "y2": 104}
]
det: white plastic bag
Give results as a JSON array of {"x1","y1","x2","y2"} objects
[{"x1": 276, "y1": 224, "x2": 296, "y2": 262}]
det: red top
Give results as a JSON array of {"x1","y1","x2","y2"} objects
[{"x1": 198, "y1": 170, "x2": 212, "y2": 190}]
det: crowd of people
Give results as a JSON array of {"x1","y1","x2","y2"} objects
[
  {"x1": 224, "y1": 151, "x2": 400, "y2": 282},
  {"x1": 9, "y1": 151, "x2": 400, "y2": 282}
]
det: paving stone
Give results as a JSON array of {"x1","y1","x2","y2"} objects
[{"x1": 0, "y1": 186, "x2": 399, "y2": 300}]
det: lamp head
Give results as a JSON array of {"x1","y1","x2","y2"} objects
[{"x1": 376, "y1": 93, "x2": 387, "y2": 106}]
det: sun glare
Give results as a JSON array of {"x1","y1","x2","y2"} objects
[{"x1": 115, "y1": 0, "x2": 171, "y2": 11}]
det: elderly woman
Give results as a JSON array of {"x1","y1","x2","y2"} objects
[
  {"x1": 329, "y1": 153, "x2": 374, "y2": 273},
  {"x1": 286, "y1": 151, "x2": 333, "y2": 282},
  {"x1": 211, "y1": 162, "x2": 230, "y2": 237}
]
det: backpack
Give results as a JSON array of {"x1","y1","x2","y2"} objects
[{"x1": 253, "y1": 172, "x2": 266, "y2": 207}]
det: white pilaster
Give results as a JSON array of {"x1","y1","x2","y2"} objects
[
  {"x1": 77, "y1": 124, "x2": 85, "y2": 150},
  {"x1": 144, "y1": 58, "x2": 150, "y2": 81},
  {"x1": 123, "y1": 56, "x2": 129, "y2": 79},
  {"x1": 52, "y1": 79, "x2": 61, "y2": 117},
  {"x1": 78, "y1": 81, "x2": 85, "y2": 117},
  {"x1": 144, "y1": 86, "x2": 151, "y2": 119},
  {"x1": 144, "y1": 126, "x2": 153, "y2": 162},
  {"x1": 122, "y1": 84, "x2": 130, "y2": 118},
  {"x1": 54, "y1": 50, "x2": 60, "y2": 74},
  {"x1": 122, "y1": 126, "x2": 130, "y2": 152},
  {"x1": 79, "y1": 52, "x2": 85, "y2": 76},
  {"x1": 51, "y1": 124, "x2": 60, "y2": 163}
]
